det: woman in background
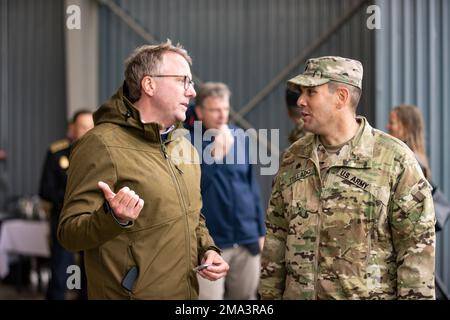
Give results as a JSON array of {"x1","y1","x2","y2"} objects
[
  {"x1": 387, "y1": 104, "x2": 431, "y2": 181},
  {"x1": 388, "y1": 104, "x2": 450, "y2": 300}
]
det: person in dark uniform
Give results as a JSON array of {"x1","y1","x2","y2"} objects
[
  {"x1": 285, "y1": 88, "x2": 305, "y2": 145},
  {"x1": 39, "y1": 110, "x2": 93, "y2": 300},
  {"x1": 0, "y1": 148, "x2": 7, "y2": 210}
]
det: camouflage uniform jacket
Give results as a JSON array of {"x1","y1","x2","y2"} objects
[
  {"x1": 288, "y1": 120, "x2": 306, "y2": 145},
  {"x1": 260, "y1": 117, "x2": 436, "y2": 300}
]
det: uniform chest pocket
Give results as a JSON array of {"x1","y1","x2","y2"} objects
[
  {"x1": 287, "y1": 199, "x2": 319, "y2": 237},
  {"x1": 323, "y1": 169, "x2": 391, "y2": 240},
  {"x1": 284, "y1": 197, "x2": 319, "y2": 270},
  {"x1": 281, "y1": 170, "x2": 320, "y2": 234}
]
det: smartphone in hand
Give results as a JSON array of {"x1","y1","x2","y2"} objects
[{"x1": 193, "y1": 263, "x2": 211, "y2": 272}]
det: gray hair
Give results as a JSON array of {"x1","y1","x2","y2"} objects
[
  {"x1": 124, "y1": 39, "x2": 192, "y2": 102},
  {"x1": 195, "y1": 82, "x2": 231, "y2": 107},
  {"x1": 327, "y1": 81, "x2": 362, "y2": 110}
]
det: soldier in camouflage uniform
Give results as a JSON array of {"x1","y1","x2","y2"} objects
[{"x1": 259, "y1": 56, "x2": 436, "y2": 300}]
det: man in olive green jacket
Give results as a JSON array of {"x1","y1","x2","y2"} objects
[{"x1": 58, "y1": 41, "x2": 229, "y2": 299}]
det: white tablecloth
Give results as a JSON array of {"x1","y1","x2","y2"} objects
[{"x1": 0, "y1": 219, "x2": 50, "y2": 278}]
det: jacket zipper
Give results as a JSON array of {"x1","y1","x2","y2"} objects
[
  {"x1": 174, "y1": 164, "x2": 191, "y2": 207},
  {"x1": 313, "y1": 159, "x2": 322, "y2": 300},
  {"x1": 314, "y1": 204, "x2": 322, "y2": 300},
  {"x1": 160, "y1": 138, "x2": 193, "y2": 299},
  {"x1": 366, "y1": 220, "x2": 373, "y2": 292}
]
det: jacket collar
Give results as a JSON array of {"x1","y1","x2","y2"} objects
[
  {"x1": 293, "y1": 116, "x2": 374, "y2": 169},
  {"x1": 96, "y1": 83, "x2": 184, "y2": 144}
]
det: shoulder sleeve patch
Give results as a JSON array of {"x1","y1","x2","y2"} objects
[{"x1": 50, "y1": 139, "x2": 70, "y2": 153}]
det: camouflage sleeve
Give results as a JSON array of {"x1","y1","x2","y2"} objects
[
  {"x1": 390, "y1": 158, "x2": 436, "y2": 300},
  {"x1": 259, "y1": 174, "x2": 288, "y2": 299}
]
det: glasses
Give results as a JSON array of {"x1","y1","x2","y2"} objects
[{"x1": 149, "y1": 75, "x2": 194, "y2": 90}]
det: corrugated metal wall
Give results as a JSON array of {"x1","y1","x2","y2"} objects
[
  {"x1": 374, "y1": 0, "x2": 450, "y2": 295},
  {"x1": 98, "y1": 0, "x2": 375, "y2": 206},
  {"x1": 0, "y1": 0, "x2": 67, "y2": 208}
]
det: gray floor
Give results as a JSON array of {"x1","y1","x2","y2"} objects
[
  {"x1": 0, "y1": 265, "x2": 77, "y2": 300},
  {"x1": 0, "y1": 280, "x2": 80, "y2": 300},
  {"x1": 0, "y1": 264, "x2": 47, "y2": 299},
  {"x1": 0, "y1": 282, "x2": 45, "y2": 300}
]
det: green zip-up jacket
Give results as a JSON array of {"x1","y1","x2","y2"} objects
[
  {"x1": 58, "y1": 84, "x2": 218, "y2": 299},
  {"x1": 260, "y1": 117, "x2": 435, "y2": 300}
]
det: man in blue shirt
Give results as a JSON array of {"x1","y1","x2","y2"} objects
[{"x1": 189, "y1": 82, "x2": 265, "y2": 299}]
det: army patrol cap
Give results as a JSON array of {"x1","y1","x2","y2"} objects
[{"x1": 287, "y1": 56, "x2": 363, "y2": 91}]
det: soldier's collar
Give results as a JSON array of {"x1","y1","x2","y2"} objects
[
  {"x1": 348, "y1": 116, "x2": 375, "y2": 160},
  {"x1": 327, "y1": 117, "x2": 374, "y2": 169},
  {"x1": 290, "y1": 116, "x2": 375, "y2": 161},
  {"x1": 294, "y1": 117, "x2": 374, "y2": 164},
  {"x1": 291, "y1": 133, "x2": 315, "y2": 158}
]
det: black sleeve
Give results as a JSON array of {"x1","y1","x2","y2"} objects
[{"x1": 39, "y1": 150, "x2": 66, "y2": 211}]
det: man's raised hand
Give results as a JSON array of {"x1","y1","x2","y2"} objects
[{"x1": 98, "y1": 181, "x2": 144, "y2": 224}]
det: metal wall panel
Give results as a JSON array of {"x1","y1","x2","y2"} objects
[
  {"x1": 375, "y1": 0, "x2": 450, "y2": 295},
  {"x1": 0, "y1": 0, "x2": 67, "y2": 208},
  {"x1": 98, "y1": 0, "x2": 376, "y2": 207}
]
